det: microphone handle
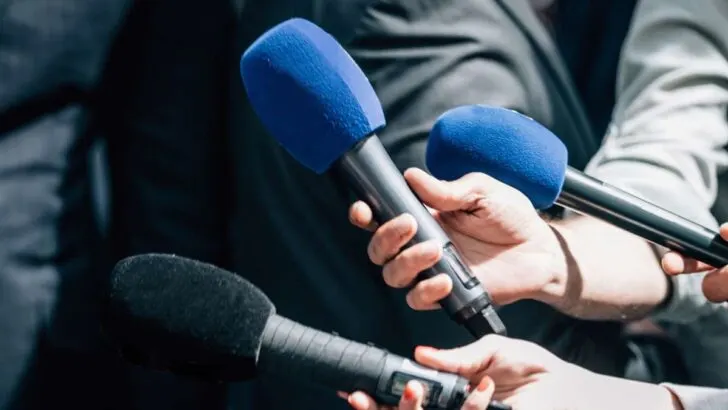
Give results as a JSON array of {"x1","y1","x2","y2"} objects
[
  {"x1": 259, "y1": 315, "x2": 511, "y2": 410},
  {"x1": 559, "y1": 168, "x2": 728, "y2": 267},
  {"x1": 334, "y1": 135, "x2": 506, "y2": 337}
]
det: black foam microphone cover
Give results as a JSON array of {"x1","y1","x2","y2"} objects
[{"x1": 106, "y1": 254, "x2": 275, "y2": 381}]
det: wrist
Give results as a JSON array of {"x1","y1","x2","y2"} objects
[{"x1": 532, "y1": 222, "x2": 574, "y2": 310}]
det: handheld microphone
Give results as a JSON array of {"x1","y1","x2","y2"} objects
[
  {"x1": 426, "y1": 105, "x2": 728, "y2": 268},
  {"x1": 239, "y1": 18, "x2": 505, "y2": 338},
  {"x1": 104, "y1": 254, "x2": 510, "y2": 410}
]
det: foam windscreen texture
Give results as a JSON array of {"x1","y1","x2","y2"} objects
[
  {"x1": 106, "y1": 254, "x2": 275, "y2": 381},
  {"x1": 241, "y1": 18, "x2": 386, "y2": 174},
  {"x1": 426, "y1": 105, "x2": 568, "y2": 210}
]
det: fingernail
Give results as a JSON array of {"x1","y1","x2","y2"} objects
[
  {"x1": 403, "y1": 385, "x2": 416, "y2": 401},
  {"x1": 476, "y1": 376, "x2": 492, "y2": 392},
  {"x1": 416, "y1": 346, "x2": 438, "y2": 355},
  {"x1": 403, "y1": 381, "x2": 422, "y2": 402},
  {"x1": 348, "y1": 392, "x2": 366, "y2": 408}
]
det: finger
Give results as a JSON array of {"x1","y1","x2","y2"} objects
[
  {"x1": 368, "y1": 214, "x2": 418, "y2": 266},
  {"x1": 346, "y1": 392, "x2": 380, "y2": 410},
  {"x1": 399, "y1": 381, "x2": 425, "y2": 410},
  {"x1": 405, "y1": 274, "x2": 452, "y2": 310},
  {"x1": 703, "y1": 268, "x2": 728, "y2": 302},
  {"x1": 382, "y1": 240, "x2": 442, "y2": 288},
  {"x1": 661, "y1": 251, "x2": 715, "y2": 275},
  {"x1": 462, "y1": 376, "x2": 495, "y2": 410},
  {"x1": 414, "y1": 335, "x2": 505, "y2": 377},
  {"x1": 720, "y1": 223, "x2": 728, "y2": 241},
  {"x1": 349, "y1": 201, "x2": 379, "y2": 232},
  {"x1": 404, "y1": 169, "x2": 496, "y2": 212}
]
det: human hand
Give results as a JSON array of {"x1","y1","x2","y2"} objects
[
  {"x1": 348, "y1": 168, "x2": 568, "y2": 309},
  {"x1": 661, "y1": 223, "x2": 728, "y2": 302},
  {"x1": 340, "y1": 335, "x2": 682, "y2": 410}
]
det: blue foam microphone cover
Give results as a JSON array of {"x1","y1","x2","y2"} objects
[
  {"x1": 240, "y1": 18, "x2": 386, "y2": 174},
  {"x1": 426, "y1": 105, "x2": 568, "y2": 210}
]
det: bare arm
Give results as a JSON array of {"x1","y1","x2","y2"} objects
[
  {"x1": 542, "y1": 215, "x2": 668, "y2": 321},
  {"x1": 536, "y1": 0, "x2": 728, "y2": 323}
]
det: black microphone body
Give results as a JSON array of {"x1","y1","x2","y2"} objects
[
  {"x1": 107, "y1": 254, "x2": 511, "y2": 410},
  {"x1": 336, "y1": 136, "x2": 506, "y2": 337},
  {"x1": 559, "y1": 168, "x2": 728, "y2": 267},
  {"x1": 260, "y1": 316, "x2": 511, "y2": 409}
]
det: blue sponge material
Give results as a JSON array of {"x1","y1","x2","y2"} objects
[
  {"x1": 240, "y1": 18, "x2": 386, "y2": 174},
  {"x1": 426, "y1": 105, "x2": 568, "y2": 210}
]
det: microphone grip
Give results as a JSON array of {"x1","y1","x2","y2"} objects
[
  {"x1": 259, "y1": 315, "x2": 384, "y2": 394},
  {"x1": 259, "y1": 316, "x2": 511, "y2": 410},
  {"x1": 559, "y1": 169, "x2": 728, "y2": 268},
  {"x1": 335, "y1": 135, "x2": 506, "y2": 337}
]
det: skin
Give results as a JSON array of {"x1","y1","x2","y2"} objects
[
  {"x1": 342, "y1": 167, "x2": 728, "y2": 410},
  {"x1": 338, "y1": 335, "x2": 683, "y2": 410},
  {"x1": 662, "y1": 223, "x2": 728, "y2": 302},
  {"x1": 349, "y1": 168, "x2": 670, "y2": 321}
]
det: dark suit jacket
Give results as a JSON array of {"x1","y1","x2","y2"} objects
[
  {"x1": 102, "y1": 1, "x2": 642, "y2": 409},
  {"x1": 0, "y1": 1, "x2": 130, "y2": 408}
]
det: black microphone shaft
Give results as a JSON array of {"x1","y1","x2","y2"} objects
[
  {"x1": 558, "y1": 168, "x2": 728, "y2": 267},
  {"x1": 334, "y1": 135, "x2": 506, "y2": 337},
  {"x1": 259, "y1": 315, "x2": 510, "y2": 410}
]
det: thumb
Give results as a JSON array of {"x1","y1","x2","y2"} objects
[
  {"x1": 404, "y1": 168, "x2": 501, "y2": 213},
  {"x1": 462, "y1": 376, "x2": 495, "y2": 410},
  {"x1": 413, "y1": 335, "x2": 503, "y2": 378}
]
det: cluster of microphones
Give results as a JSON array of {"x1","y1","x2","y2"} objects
[{"x1": 103, "y1": 18, "x2": 728, "y2": 410}]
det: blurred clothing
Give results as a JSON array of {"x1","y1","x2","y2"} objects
[
  {"x1": 0, "y1": 0, "x2": 130, "y2": 408},
  {"x1": 101, "y1": 1, "x2": 237, "y2": 408},
  {"x1": 664, "y1": 383, "x2": 728, "y2": 410},
  {"x1": 583, "y1": 0, "x2": 728, "y2": 387},
  {"x1": 552, "y1": 0, "x2": 638, "y2": 138}
]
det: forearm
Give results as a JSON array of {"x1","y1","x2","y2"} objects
[
  {"x1": 574, "y1": 368, "x2": 683, "y2": 410},
  {"x1": 542, "y1": 215, "x2": 668, "y2": 321}
]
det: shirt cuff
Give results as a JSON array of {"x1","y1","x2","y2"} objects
[{"x1": 662, "y1": 383, "x2": 728, "y2": 410}]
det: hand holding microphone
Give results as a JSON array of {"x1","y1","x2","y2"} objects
[
  {"x1": 103, "y1": 254, "x2": 510, "y2": 410},
  {"x1": 349, "y1": 103, "x2": 728, "y2": 318},
  {"x1": 343, "y1": 334, "x2": 683, "y2": 410},
  {"x1": 239, "y1": 19, "x2": 505, "y2": 337},
  {"x1": 348, "y1": 168, "x2": 566, "y2": 309}
]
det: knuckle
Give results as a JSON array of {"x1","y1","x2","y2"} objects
[
  {"x1": 368, "y1": 240, "x2": 385, "y2": 265},
  {"x1": 406, "y1": 291, "x2": 425, "y2": 310},
  {"x1": 382, "y1": 263, "x2": 409, "y2": 288}
]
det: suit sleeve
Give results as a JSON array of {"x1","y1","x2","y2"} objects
[
  {"x1": 0, "y1": 0, "x2": 130, "y2": 404},
  {"x1": 347, "y1": 0, "x2": 550, "y2": 171}
]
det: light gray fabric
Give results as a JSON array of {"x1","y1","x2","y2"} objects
[
  {"x1": 663, "y1": 383, "x2": 728, "y2": 410},
  {"x1": 584, "y1": 0, "x2": 728, "y2": 387}
]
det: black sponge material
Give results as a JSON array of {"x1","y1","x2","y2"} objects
[{"x1": 105, "y1": 254, "x2": 276, "y2": 381}]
